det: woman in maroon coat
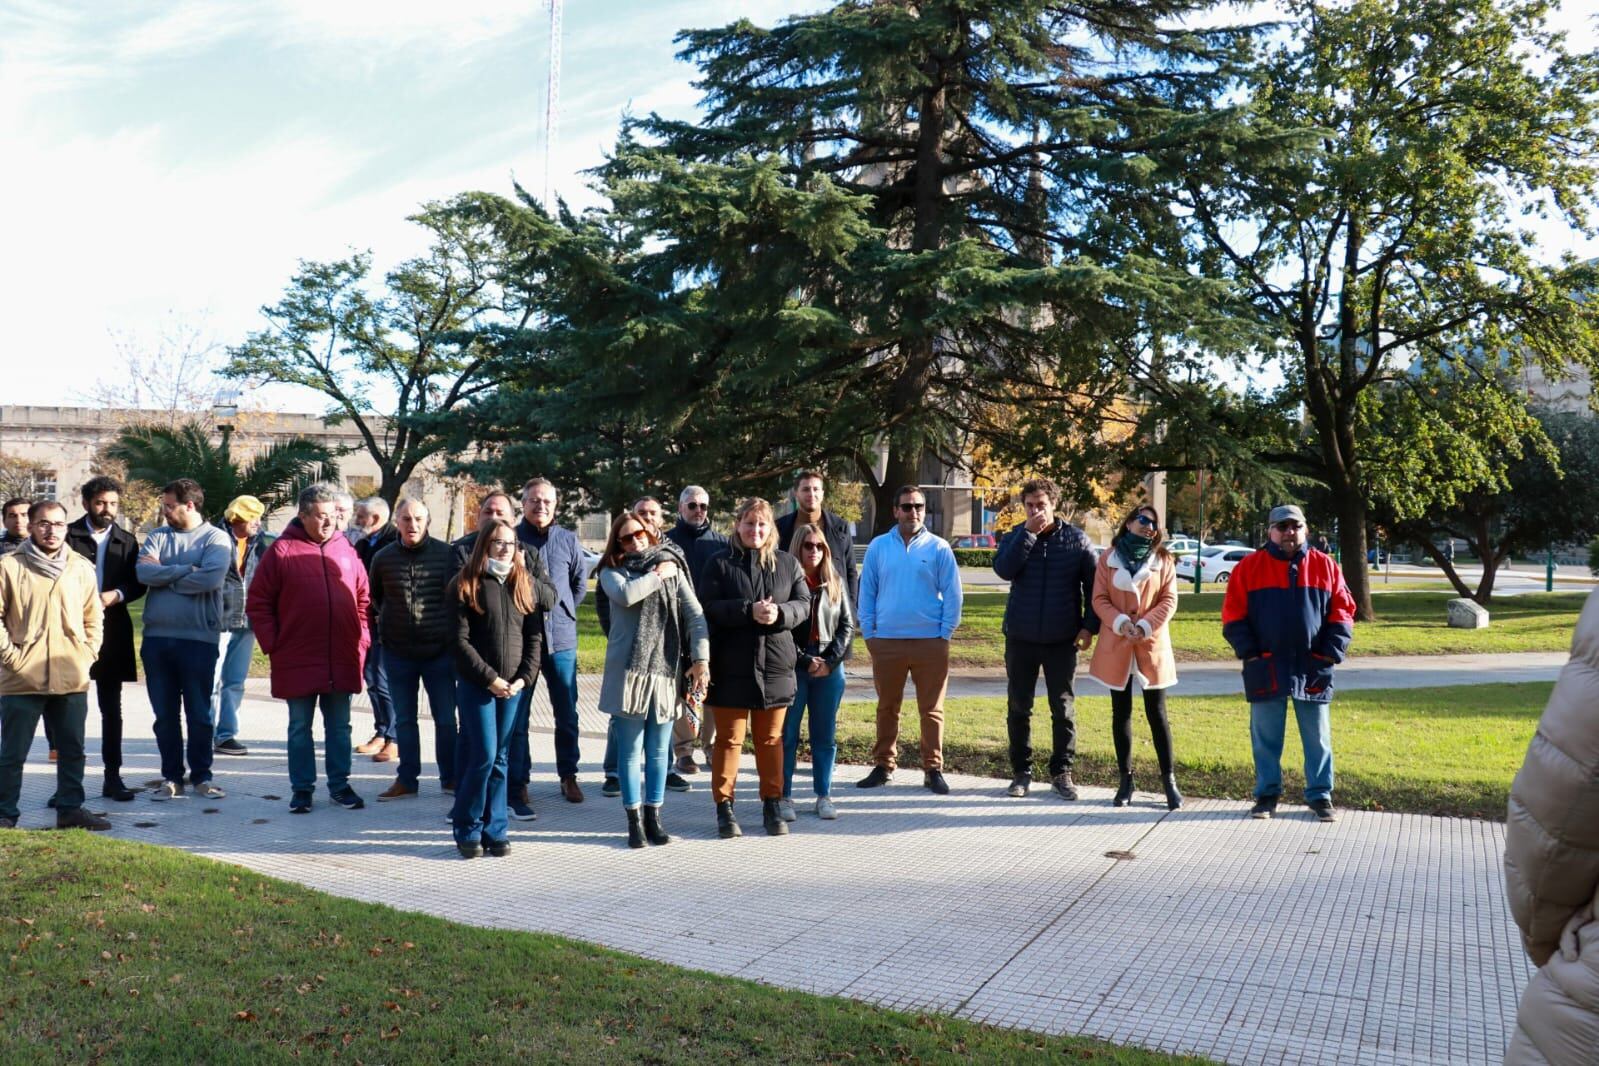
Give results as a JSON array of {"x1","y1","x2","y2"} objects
[{"x1": 246, "y1": 485, "x2": 370, "y2": 814}]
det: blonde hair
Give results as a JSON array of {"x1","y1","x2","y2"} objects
[
  {"x1": 788, "y1": 523, "x2": 841, "y2": 603},
  {"x1": 732, "y1": 497, "x2": 778, "y2": 570}
]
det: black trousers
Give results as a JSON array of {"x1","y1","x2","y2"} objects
[
  {"x1": 96, "y1": 676, "x2": 125, "y2": 777},
  {"x1": 1110, "y1": 679, "x2": 1173, "y2": 775},
  {"x1": 1004, "y1": 637, "x2": 1077, "y2": 778}
]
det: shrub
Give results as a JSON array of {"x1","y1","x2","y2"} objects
[
  {"x1": 953, "y1": 548, "x2": 997, "y2": 568},
  {"x1": 1589, "y1": 535, "x2": 1599, "y2": 576}
]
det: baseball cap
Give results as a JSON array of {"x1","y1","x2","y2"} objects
[{"x1": 1268, "y1": 504, "x2": 1306, "y2": 526}]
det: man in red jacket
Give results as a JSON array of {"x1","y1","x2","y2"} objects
[{"x1": 246, "y1": 484, "x2": 371, "y2": 815}]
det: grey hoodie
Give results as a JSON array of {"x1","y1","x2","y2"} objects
[{"x1": 136, "y1": 523, "x2": 232, "y2": 644}]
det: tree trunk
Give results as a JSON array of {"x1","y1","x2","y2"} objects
[
  {"x1": 1470, "y1": 516, "x2": 1501, "y2": 605},
  {"x1": 871, "y1": 445, "x2": 921, "y2": 536},
  {"x1": 1332, "y1": 489, "x2": 1374, "y2": 621},
  {"x1": 1412, "y1": 539, "x2": 1475, "y2": 599}
]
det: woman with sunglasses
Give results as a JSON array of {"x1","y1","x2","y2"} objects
[
  {"x1": 1087, "y1": 505, "x2": 1182, "y2": 810},
  {"x1": 701, "y1": 498, "x2": 810, "y2": 839},
  {"x1": 597, "y1": 513, "x2": 709, "y2": 848},
  {"x1": 778, "y1": 523, "x2": 855, "y2": 821},
  {"x1": 449, "y1": 519, "x2": 542, "y2": 858}
]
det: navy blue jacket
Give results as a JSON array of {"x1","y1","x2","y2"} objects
[
  {"x1": 1221, "y1": 543, "x2": 1356, "y2": 703},
  {"x1": 992, "y1": 520, "x2": 1099, "y2": 644},
  {"x1": 665, "y1": 519, "x2": 730, "y2": 601},
  {"x1": 515, "y1": 519, "x2": 587, "y2": 654}
]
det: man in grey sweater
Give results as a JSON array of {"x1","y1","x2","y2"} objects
[{"x1": 135, "y1": 478, "x2": 232, "y2": 801}]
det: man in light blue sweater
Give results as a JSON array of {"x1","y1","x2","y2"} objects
[
  {"x1": 855, "y1": 485, "x2": 963, "y2": 794},
  {"x1": 136, "y1": 478, "x2": 232, "y2": 801}
]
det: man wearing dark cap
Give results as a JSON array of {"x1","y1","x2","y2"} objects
[{"x1": 1220, "y1": 504, "x2": 1355, "y2": 823}]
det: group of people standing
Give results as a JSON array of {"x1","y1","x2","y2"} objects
[{"x1": 0, "y1": 465, "x2": 1358, "y2": 852}]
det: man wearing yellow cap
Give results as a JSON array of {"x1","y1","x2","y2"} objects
[{"x1": 212, "y1": 495, "x2": 274, "y2": 757}]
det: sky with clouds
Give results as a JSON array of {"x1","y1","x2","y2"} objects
[{"x1": 4, "y1": 1, "x2": 1596, "y2": 411}]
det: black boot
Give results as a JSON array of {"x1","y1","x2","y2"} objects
[
  {"x1": 1112, "y1": 773, "x2": 1134, "y2": 807},
  {"x1": 102, "y1": 774, "x2": 137, "y2": 802},
  {"x1": 716, "y1": 800, "x2": 742, "y2": 839},
  {"x1": 625, "y1": 808, "x2": 646, "y2": 849},
  {"x1": 642, "y1": 805, "x2": 670, "y2": 846},
  {"x1": 762, "y1": 797, "x2": 789, "y2": 836},
  {"x1": 1162, "y1": 773, "x2": 1184, "y2": 811}
]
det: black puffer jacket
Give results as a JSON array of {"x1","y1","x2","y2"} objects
[
  {"x1": 992, "y1": 520, "x2": 1099, "y2": 644},
  {"x1": 665, "y1": 520, "x2": 730, "y2": 599},
  {"x1": 453, "y1": 575, "x2": 542, "y2": 691},
  {"x1": 701, "y1": 548, "x2": 810, "y2": 710},
  {"x1": 369, "y1": 536, "x2": 456, "y2": 661}
]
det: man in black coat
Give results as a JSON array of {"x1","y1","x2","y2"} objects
[
  {"x1": 774, "y1": 470, "x2": 858, "y2": 605},
  {"x1": 664, "y1": 485, "x2": 730, "y2": 773},
  {"x1": 352, "y1": 496, "x2": 399, "y2": 761},
  {"x1": 65, "y1": 476, "x2": 145, "y2": 801}
]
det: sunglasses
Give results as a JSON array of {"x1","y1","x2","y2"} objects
[
  {"x1": 685, "y1": 502, "x2": 709, "y2": 511},
  {"x1": 620, "y1": 528, "x2": 649, "y2": 543},
  {"x1": 898, "y1": 502, "x2": 926, "y2": 512},
  {"x1": 801, "y1": 542, "x2": 826, "y2": 553},
  {"x1": 1133, "y1": 514, "x2": 1157, "y2": 529}
]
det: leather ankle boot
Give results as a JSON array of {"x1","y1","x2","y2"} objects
[
  {"x1": 625, "y1": 808, "x2": 646, "y2": 849},
  {"x1": 716, "y1": 800, "x2": 742, "y2": 839},
  {"x1": 1162, "y1": 773, "x2": 1184, "y2": 811},
  {"x1": 762, "y1": 797, "x2": 789, "y2": 836},
  {"x1": 1113, "y1": 773, "x2": 1134, "y2": 807},
  {"x1": 642, "y1": 805, "x2": 670, "y2": 845}
]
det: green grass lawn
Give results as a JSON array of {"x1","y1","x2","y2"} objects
[
  {"x1": 825, "y1": 682, "x2": 1549, "y2": 821},
  {"x1": 0, "y1": 835, "x2": 1210, "y2": 1066}
]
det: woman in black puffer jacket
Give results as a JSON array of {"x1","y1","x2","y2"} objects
[{"x1": 700, "y1": 497, "x2": 810, "y2": 839}]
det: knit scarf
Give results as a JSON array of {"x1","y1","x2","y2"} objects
[
  {"x1": 17, "y1": 538, "x2": 69, "y2": 581},
  {"x1": 1114, "y1": 531, "x2": 1154, "y2": 575}
]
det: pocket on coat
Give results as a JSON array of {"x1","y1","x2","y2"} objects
[
  {"x1": 1305, "y1": 654, "x2": 1335, "y2": 698},
  {"x1": 1242, "y1": 655, "x2": 1278, "y2": 700}
]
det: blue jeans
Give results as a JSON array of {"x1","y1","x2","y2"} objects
[
  {"x1": 142, "y1": 634, "x2": 220, "y2": 785},
  {"x1": 610, "y1": 715, "x2": 672, "y2": 808},
  {"x1": 452, "y1": 680, "x2": 517, "y2": 845},
  {"x1": 365, "y1": 643, "x2": 395, "y2": 740},
  {"x1": 210, "y1": 628, "x2": 255, "y2": 744},
  {"x1": 783, "y1": 665, "x2": 846, "y2": 798},
  {"x1": 510, "y1": 648, "x2": 579, "y2": 784},
  {"x1": 1250, "y1": 696, "x2": 1334, "y2": 802},
  {"x1": 286, "y1": 692, "x2": 353, "y2": 797},
  {"x1": 384, "y1": 650, "x2": 457, "y2": 790}
]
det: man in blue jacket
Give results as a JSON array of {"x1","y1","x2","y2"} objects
[
  {"x1": 510, "y1": 477, "x2": 589, "y2": 816},
  {"x1": 992, "y1": 478, "x2": 1098, "y2": 800},
  {"x1": 855, "y1": 486, "x2": 963, "y2": 794}
]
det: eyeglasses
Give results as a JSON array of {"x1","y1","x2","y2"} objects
[
  {"x1": 897, "y1": 502, "x2": 926, "y2": 512},
  {"x1": 801, "y1": 542, "x2": 826, "y2": 554},
  {"x1": 1133, "y1": 514, "x2": 1157, "y2": 529},
  {"x1": 33, "y1": 520, "x2": 67, "y2": 530},
  {"x1": 488, "y1": 539, "x2": 518, "y2": 553},
  {"x1": 685, "y1": 502, "x2": 709, "y2": 512}
]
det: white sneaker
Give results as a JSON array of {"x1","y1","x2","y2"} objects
[
  {"x1": 815, "y1": 796, "x2": 838, "y2": 820},
  {"x1": 150, "y1": 781, "x2": 185, "y2": 801},
  {"x1": 777, "y1": 797, "x2": 797, "y2": 823},
  {"x1": 194, "y1": 781, "x2": 226, "y2": 799}
]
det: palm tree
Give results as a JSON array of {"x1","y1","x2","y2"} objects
[{"x1": 106, "y1": 421, "x2": 340, "y2": 519}]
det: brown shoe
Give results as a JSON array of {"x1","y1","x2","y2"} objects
[
  {"x1": 377, "y1": 781, "x2": 417, "y2": 802},
  {"x1": 560, "y1": 775, "x2": 584, "y2": 804},
  {"x1": 48, "y1": 749, "x2": 58, "y2": 763},
  {"x1": 56, "y1": 807, "x2": 111, "y2": 831},
  {"x1": 373, "y1": 741, "x2": 398, "y2": 763},
  {"x1": 355, "y1": 734, "x2": 384, "y2": 755},
  {"x1": 675, "y1": 755, "x2": 700, "y2": 775}
]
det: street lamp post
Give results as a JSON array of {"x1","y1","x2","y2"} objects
[
  {"x1": 213, "y1": 392, "x2": 240, "y2": 464},
  {"x1": 1194, "y1": 468, "x2": 1205, "y2": 594}
]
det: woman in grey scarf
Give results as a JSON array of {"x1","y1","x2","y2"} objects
[{"x1": 597, "y1": 513, "x2": 709, "y2": 849}]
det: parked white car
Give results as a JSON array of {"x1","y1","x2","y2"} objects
[
  {"x1": 1175, "y1": 545, "x2": 1253, "y2": 583},
  {"x1": 1165, "y1": 536, "x2": 1200, "y2": 556}
]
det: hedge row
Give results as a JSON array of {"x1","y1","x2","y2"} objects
[{"x1": 953, "y1": 548, "x2": 997, "y2": 568}]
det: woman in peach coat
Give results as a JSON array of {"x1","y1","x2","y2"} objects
[{"x1": 1087, "y1": 504, "x2": 1181, "y2": 810}]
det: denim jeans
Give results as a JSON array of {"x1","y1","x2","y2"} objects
[
  {"x1": 0, "y1": 692, "x2": 88, "y2": 820},
  {"x1": 210, "y1": 628, "x2": 255, "y2": 744},
  {"x1": 286, "y1": 692, "x2": 353, "y2": 797},
  {"x1": 383, "y1": 650, "x2": 457, "y2": 791},
  {"x1": 1249, "y1": 696, "x2": 1334, "y2": 802},
  {"x1": 364, "y1": 642, "x2": 395, "y2": 740},
  {"x1": 452, "y1": 680, "x2": 517, "y2": 845},
  {"x1": 142, "y1": 634, "x2": 220, "y2": 785},
  {"x1": 610, "y1": 715, "x2": 672, "y2": 809},
  {"x1": 783, "y1": 665, "x2": 846, "y2": 798},
  {"x1": 509, "y1": 648, "x2": 579, "y2": 785}
]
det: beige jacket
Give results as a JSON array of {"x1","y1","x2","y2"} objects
[
  {"x1": 0, "y1": 549, "x2": 103, "y2": 696},
  {"x1": 1504, "y1": 588, "x2": 1599, "y2": 1065},
  {"x1": 1087, "y1": 549, "x2": 1178, "y2": 690}
]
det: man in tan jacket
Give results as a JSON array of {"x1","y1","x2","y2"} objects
[
  {"x1": 0, "y1": 500, "x2": 108, "y2": 830},
  {"x1": 1504, "y1": 588, "x2": 1599, "y2": 1064}
]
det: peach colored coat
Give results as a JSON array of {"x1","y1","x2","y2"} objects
[{"x1": 1087, "y1": 548, "x2": 1178, "y2": 690}]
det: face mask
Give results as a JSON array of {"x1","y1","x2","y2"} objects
[{"x1": 485, "y1": 557, "x2": 512, "y2": 580}]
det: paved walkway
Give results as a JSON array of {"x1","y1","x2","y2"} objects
[{"x1": 11, "y1": 684, "x2": 1531, "y2": 1065}]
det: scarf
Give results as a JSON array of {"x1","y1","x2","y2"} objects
[
  {"x1": 618, "y1": 542, "x2": 691, "y2": 720},
  {"x1": 17, "y1": 538, "x2": 70, "y2": 581},
  {"x1": 1114, "y1": 531, "x2": 1154, "y2": 575},
  {"x1": 485, "y1": 558, "x2": 512, "y2": 580}
]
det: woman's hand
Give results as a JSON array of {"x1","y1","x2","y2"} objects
[
  {"x1": 751, "y1": 598, "x2": 779, "y2": 625},
  {"x1": 807, "y1": 657, "x2": 830, "y2": 677},
  {"x1": 489, "y1": 677, "x2": 513, "y2": 699},
  {"x1": 654, "y1": 560, "x2": 679, "y2": 580},
  {"x1": 507, "y1": 678, "x2": 526, "y2": 696},
  {"x1": 685, "y1": 660, "x2": 709, "y2": 691}
]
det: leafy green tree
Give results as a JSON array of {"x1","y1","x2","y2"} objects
[
  {"x1": 456, "y1": 0, "x2": 1274, "y2": 528},
  {"x1": 1175, "y1": 0, "x2": 1599, "y2": 618},
  {"x1": 224, "y1": 200, "x2": 512, "y2": 505},
  {"x1": 105, "y1": 422, "x2": 339, "y2": 519}
]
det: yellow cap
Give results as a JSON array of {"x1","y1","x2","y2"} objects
[{"x1": 224, "y1": 495, "x2": 266, "y2": 523}]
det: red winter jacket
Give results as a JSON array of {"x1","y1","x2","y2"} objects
[{"x1": 246, "y1": 520, "x2": 371, "y2": 700}]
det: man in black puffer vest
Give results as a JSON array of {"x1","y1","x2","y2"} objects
[{"x1": 368, "y1": 498, "x2": 458, "y2": 801}]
